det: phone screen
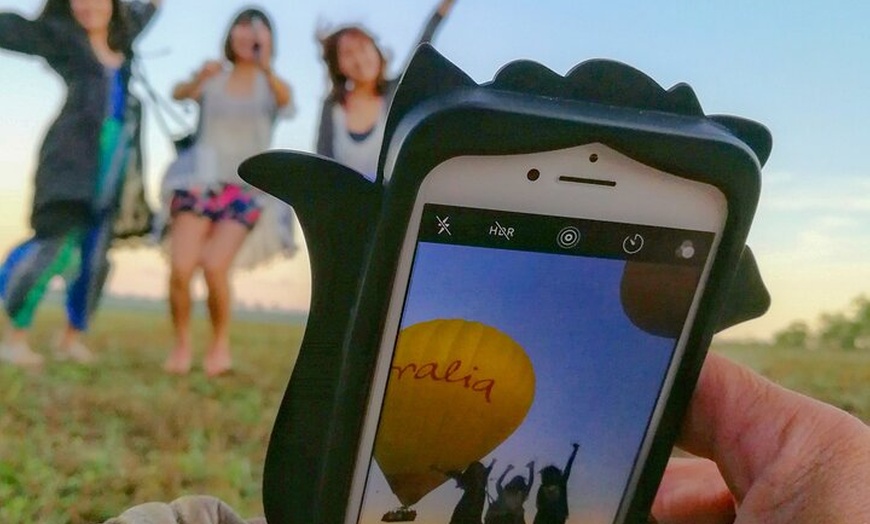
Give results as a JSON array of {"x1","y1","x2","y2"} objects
[{"x1": 354, "y1": 202, "x2": 716, "y2": 524}]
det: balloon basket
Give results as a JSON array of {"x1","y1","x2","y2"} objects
[{"x1": 381, "y1": 507, "x2": 417, "y2": 522}]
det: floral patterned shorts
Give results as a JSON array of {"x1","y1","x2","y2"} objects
[{"x1": 170, "y1": 184, "x2": 262, "y2": 229}]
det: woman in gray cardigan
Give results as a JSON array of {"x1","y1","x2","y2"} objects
[{"x1": 315, "y1": 0, "x2": 457, "y2": 181}]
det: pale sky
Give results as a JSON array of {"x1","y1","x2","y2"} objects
[{"x1": 0, "y1": 0, "x2": 868, "y2": 339}]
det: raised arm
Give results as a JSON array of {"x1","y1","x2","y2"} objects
[
  {"x1": 172, "y1": 60, "x2": 222, "y2": 101},
  {"x1": 562, "y1": 443, "x2": 579, "y2": 483},
  {"x1": 415, "y1": 0, "x2": 457, "y2": 47},
  {"x1": 496, "y1": 464, "x2": 514, "y2": 492},
  {"x1": 0, "y1": 13, "x2": 57, "y2": 58},
  {"x1": 443, "y1": 468, "x2": 463, "y2": 486},
  {"x1": 264, "y1": 68, "x2": 293, "y2": 109},
  {"x1": 524, "y1": 461, "x2": 535, "y2": 495}
]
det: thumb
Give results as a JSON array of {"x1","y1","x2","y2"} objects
[
  {"x1": 678, "y1": 352, "x2": 870, "y2": 514},
  {"x1": 651, "y1": 457, "x2": 734, "y2": 524}
]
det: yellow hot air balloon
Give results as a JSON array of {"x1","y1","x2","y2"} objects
[{"x1": 374, "y1": 318, "x2": 536, "y2": 509}]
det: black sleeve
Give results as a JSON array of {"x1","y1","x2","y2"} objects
[
  {"x1": 416, "y1": 11, "x2": 445, "y2": 47},
  {"x1": 0, "y1": 13, "x2": 58, "y2": 58},
  {"x1": 392, "y1": 10, "x2": 446, "y2": 83},
  {"x1": 122, "y1": 1, "x2": 158, "y2": 41},
  {"x1": 315, "y1": 98, "x2": 334, "y2": 158}
]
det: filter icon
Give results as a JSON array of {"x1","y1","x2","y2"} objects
[{"x1": 557, "y1": 226, "x2": 581, "y2": 249}]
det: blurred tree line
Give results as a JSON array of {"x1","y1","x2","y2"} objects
[{"x1": 773, "y1": 295, "x2": 870, "y2": 350}]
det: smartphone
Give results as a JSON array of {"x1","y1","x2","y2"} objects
[
  {"x1": 345, "y1": 143, "x2": 727, "y2": 524},
  {"x1": 251, "y1": 16, "x2": 265, "y2": 59}
]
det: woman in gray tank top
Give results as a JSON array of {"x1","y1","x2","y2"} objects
[{"x1": 162, "y1": 7, "x2": 294, "y2": 377}]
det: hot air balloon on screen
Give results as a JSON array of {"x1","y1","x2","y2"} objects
[{"x1": 374, "y1": 319, "x2": 536, "y2": 519}]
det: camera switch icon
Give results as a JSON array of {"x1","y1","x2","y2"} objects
[{"x1": 676, "y1": 240, "x2": 696, "y2": 260}]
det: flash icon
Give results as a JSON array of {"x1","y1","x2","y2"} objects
[{"x1": 436, "y1": 215, "x2": 451, "y2": 236}]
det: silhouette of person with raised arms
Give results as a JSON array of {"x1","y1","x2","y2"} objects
[
  {"x1": 485, "y1": 461, "x2": 535, "y2": 524},
  {"x1": 533, "y1": 443, "x2": 579, "y2": 524},
  {"x1": 447, "y1": 458, "x2": 497, "y2": 524}
]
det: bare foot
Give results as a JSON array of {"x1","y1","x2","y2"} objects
[
  {"x1": 53, "y1": 335, "x2": 96, "y2": 364},
  {"x1": 0, "y1": 340, "x2": 44, "y2": 368},
  {"x1": 204, "y1": 345, "x2": 233, "y2": 377},
  {"x1": 164, "y1": 346, "x2": 193, "y2": 375}
]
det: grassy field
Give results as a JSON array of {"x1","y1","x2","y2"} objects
[
  {"x1": 0, "y1": 305, "x2": 302, "y2": 524},
  {"x1": 1, "y1": 305, "x2": 868, "y2": 523}
]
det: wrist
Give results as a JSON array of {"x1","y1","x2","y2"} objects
[{"x1": 192, "y1": 73, "x2": 206, "y2": 89}]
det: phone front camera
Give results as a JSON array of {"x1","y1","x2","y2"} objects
[
  {"x1": 527, "y1": 168, "x2": 541, "y2": 181},
  {"x1": 589, "y1": 154, "x2": 599, "y2": 163}
]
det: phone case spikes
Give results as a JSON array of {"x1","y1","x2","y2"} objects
[{"x1": 239, "y1": 45, "x2": 771, "y2": 524}]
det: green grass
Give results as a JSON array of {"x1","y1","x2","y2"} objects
[
  {"x1": 1, "y1": 306, "x2": 868, "y2": 523},
  {"x1": 0, "y1": 305, "x2": 302, "y2": 524}
]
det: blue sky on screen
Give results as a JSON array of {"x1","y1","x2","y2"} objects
[{"x1": 358, "y1": 242, "x2": 680, "y2": 523}]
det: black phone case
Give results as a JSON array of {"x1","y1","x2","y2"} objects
[{"x1": 239, "y1": 45, "x2": 772, "y2": 524}]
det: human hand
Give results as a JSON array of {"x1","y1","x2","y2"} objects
[
  {"x1": 195, "y1": 60, "x2": 223, "y2": 84},
  {"x1": 251, "y1": 17, "x2": 273, "y2": 71},
  {"x1": 437, "y1": 0, "x2": 456, "y2": 17},
  {"x1": 173, "y1": 60, "x2": 222, "y2": 101},
  {"x1": 103, "y1": 495, "x2": 259, "y2": 524},
  {"x1": 651, "y1": 352, "x2": 870, "y2": 523}
]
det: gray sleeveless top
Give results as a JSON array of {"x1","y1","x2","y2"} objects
[
  {"x1": 329, "y1": 103, "x2": 387, "y2": 182},
  {"x1": 195, "y1": 69, "x2": 293, "y2": 188}
]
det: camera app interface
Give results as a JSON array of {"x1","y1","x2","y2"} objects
[{"x1": 357, "y1": 204, "x2": 715, "y2": 524}]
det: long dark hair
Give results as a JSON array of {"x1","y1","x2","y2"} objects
[
  {"x1": 38, "y1": 0, "x2": 134, "y2": 54},
  {"x1": 224, "y1": 7, "x2": 275, "y2": 63},
  {"x1": 539, "y1": 465, "x2": 562, "y2": 485},
  {"x1": 319, "y1": 26, "x2": 388, "y2": 105}
]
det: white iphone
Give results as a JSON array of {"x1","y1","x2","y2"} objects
[{"x1": 345, "y1": 143, "x2": 727, "y2": 524}]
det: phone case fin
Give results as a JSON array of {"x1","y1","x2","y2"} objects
[{"x1": 240, "y1": 153, "x2": 381, "y2": 523}]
